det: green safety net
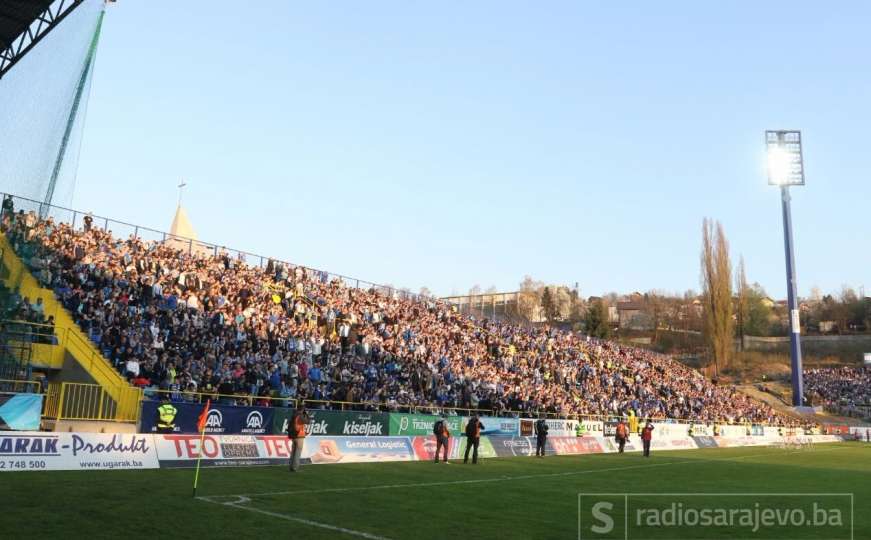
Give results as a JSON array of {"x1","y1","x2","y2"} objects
[{"x1": 0, "y1": 0, "x2": 105, "y2": 212}]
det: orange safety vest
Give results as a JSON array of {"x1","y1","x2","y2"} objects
[
  {"x1": 293, "y1": 416, "x2": 306, "y2": 438},
  {"x1": 616, "y1": 423, "x2": 628, "y2": 438}
]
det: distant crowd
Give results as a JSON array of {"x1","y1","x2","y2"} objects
[
  {"x1": 804, "y1": 366, "x2": 871, "y2": 412},
  {"x1": 2, "y1": 204, "x2": 797, "y2": 425}
]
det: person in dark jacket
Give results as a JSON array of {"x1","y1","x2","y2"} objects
[
  {"x1": 641, "y1": 421, "x2": 654, "y2": 458},
  {"x1": 464, "y1": 415, "x2": 485, "y2": 464},
  {"x1": 534, "y1": 414, "x2": 549, "y2": 457}
]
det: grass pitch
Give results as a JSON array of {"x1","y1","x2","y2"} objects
[{"x1": 4, "y1": 443, "x2": 870, "y2": 539}]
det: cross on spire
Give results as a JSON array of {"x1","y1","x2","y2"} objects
[{"x1": 177, "y1": 180, "x2": 187, "y2": 207}]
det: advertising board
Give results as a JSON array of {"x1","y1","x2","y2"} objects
[
  {"x1": 0, "y1": 432, "x2": 158, "y2": 472},
  {"x1": 273, "y1": 409, "x2": 390, "y2": 437},
  {"x1": 388, "y1": 413, "x2": 463, "y2": 437},
  {"x1": 141, "y1": 401, "x2": 274, "y2": 435}
]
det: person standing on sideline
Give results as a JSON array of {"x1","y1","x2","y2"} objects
[
  {"x1": 433, "y1": 414, "x2": 451, "y2": 464},
  {"x1": 287, "y1": 406, "x2": 310, "y2": 472},
  {"x1": 464, "y1": 414, "x2": 485, "y2": 464},
  {"x1": 641, "y1": 421, "x2": 654, "y2": 458},
  {"x1": 615, "y1": 418, "x2": 629, "y2": 453},
  {"x1": 628, "y1": 410, "x2": 639, "y2": 438},
  {"x1": 534, "y1": 414, "x2": 549, "y2": 457},
  {"x1": 156, "y1": 394, "x2": 177, "y2": 433}
]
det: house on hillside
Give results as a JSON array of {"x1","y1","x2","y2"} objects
[{"x1": 617, "y1": 300, "x2": 653, "y2": 330}]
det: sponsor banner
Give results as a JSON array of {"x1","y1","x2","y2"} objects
[
  {"x1": 410, "y1": 435, "x2": 461, "y2": 461},
  {"x1": 0, "y1": 432, "x2": 158, "y2": 472},
  {"x1": 273, "y1": 410, "x2": 390, "y2": 437},
  {"x1": 462, "y1": 416, "x2": 519, "y2": 436},
  {"x1": 810, "y1": 434, "x2": 841, "y2": 443},
  {"x1": 155, "y1": 434, "x2": 269, "y2": 467},
  {"x1": 650, "y1": 437, "x2": 697, "y2": 450},
  {"x1": 751, "y1": 424, "x2": 765, "y2": 436},
  {"x1": 715, "y1": 436, "x2": 770, "y2": 448},
  {"x1": 520, "y1": 419, "x2": 534, "y2": 436},
  {"x1": 577, "y1": 420, "x2": 604, "y2": 436},
  {"x1": 301, "y1": 437, "x2": 415, "y2": 464},
  {"x1": 763, "y1": 426, "x2": 781, "y2": 439},
  {"x1": 522, "y1": 418, "x2": 579, "y2": 437},
  {"x1": 652, "y1": 423, "x2": 689, "y2": 439},
  {"x1": 601, "y1": 436, "x2": 638, "y2": 453},
  {"x1": 848, "y1": 427, "x2": 871, "y2": 441},
  {"x1": 155, "y1": 433, "x2": 415, "y2": 468},
  {"x1": 718, "y1": 425, "x2": 750, "y2": 438},
  {"x1": 388, "y1": 413, "x2": 463, "y2": 437},
  {"x1": 489, "y1": 435, "x2": 536, "y2": 457},
  {"x1": 547, "y1": 436, "x2": 603, "y2": 455},
  {"x1": 823, "y1": 425, "x2": 850, "y2": 435},
  {"x1": 692, "y1": 436, "x2": 717, "y2": 448},
  {"x1": 457, "y1": 436, "x2": 498, "y2": 460},
  {"x1": 688, "y1": 424, "x2": 713, "y2": 437},
  {"x1": 141, "y1": 401, "x2": 274, "y2": 435},
  {"x1": 603, "y1": 420, "x2": 619, "y2": 437},
  {"x1": 0, "y1": 394, "x2": 43, "y2": 431}
]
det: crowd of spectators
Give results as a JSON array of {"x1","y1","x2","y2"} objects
[
  {"x1": 804, "y1": 366, "x2": 871, "y2": 412},
  {"x1": 2, "y1": 207, "x2": 797, "y2": 425}
]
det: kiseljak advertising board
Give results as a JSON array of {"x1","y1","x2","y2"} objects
[
  {"x1": 0, "y1": 432, "x2": 158, "y2": 472},
  {"x1": 273, "y1": 409, "x2": 390, "y2": 437}
]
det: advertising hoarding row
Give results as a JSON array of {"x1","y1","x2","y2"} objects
[{"x1": 2, "y1": 429, "x2": 847, "y2": 472}]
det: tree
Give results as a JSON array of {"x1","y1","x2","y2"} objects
[
  {"x1": 700, "y1": 218, "x2": 734, "y2": 374},
  {"x1": 518, "y1": 275, "x2": 544, "y2": 322},
  {"x1": 745, "y1": 283, "x2": 774, "y2": 336},
  {"x1": 735, "y1": 257, "x2": 749, "y2": 339},
  {"x1": 585, "y1": 299, "x2": 611, "y2": 338},
  {"x1": 541, "y1": 287, "x2": 557, "y2": 323},
  {"x1": 419, "y1": 286, "x2": 433, "y2": 298}
]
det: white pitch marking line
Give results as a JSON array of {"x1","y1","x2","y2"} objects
[
  {"x1": 199, "y1": 496, "x2": 392, "y2": 540},
  {"x1": 203, "y1": 445, "x2": 849, "y2": 501}
]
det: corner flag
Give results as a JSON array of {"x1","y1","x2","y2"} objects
[
  {"x1": 192, "y1": 399, "x2": 211, "y2": 498},
  {"x1": 196, "y1": 399, "x2": 211, "y2": 433}
]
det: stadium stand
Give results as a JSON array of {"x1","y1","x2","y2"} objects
[
  {"x1": 0, "y1": 195, "x2": 798, "y2": 426},
  {"x1": 804, "y1": 366, "x2": 871, "y2": 415}
]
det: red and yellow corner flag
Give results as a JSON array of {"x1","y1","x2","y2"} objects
[
  {"x1": 193, "y1": 399, "x2": 211, "y2": 498},
  {"x1": 196, "y1": 399, "x2": 211, "y2": 433}
]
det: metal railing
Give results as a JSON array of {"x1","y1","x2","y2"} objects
[
  {"x1": 0, "y1": 378, "x2": 41, "y2": 394},
  {"x1": 1, "y1": 191, "x2": 431, "y2": 303},
  {"x1": 44, "y1": 382, "x2": 142, "y2": 422}
]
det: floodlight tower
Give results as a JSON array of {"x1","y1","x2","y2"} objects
[{"x1": 765, "y1": 130, "x2": 805, "y2": 407}]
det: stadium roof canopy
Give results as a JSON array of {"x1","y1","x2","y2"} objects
[{"x1": 1, "y1": 0, "x2": 86, "y2": 79}]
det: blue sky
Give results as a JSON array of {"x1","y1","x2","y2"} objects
[{"x1": 70, "y1": 1, "x2": 870, "y2": 299}]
